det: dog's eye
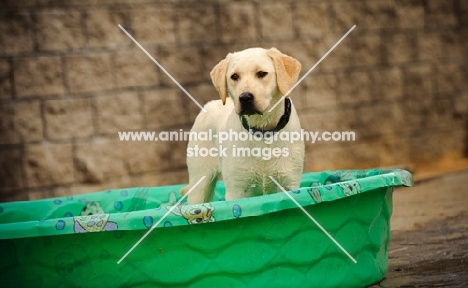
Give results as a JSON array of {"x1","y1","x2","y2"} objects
[
  {"x1": 257, "y1": 71, "x2": 268, "y2": 78},
  {"x1": 231, "y1": 73, "x2": 239, "y2": 81}
]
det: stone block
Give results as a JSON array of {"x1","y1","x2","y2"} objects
[
  {"x1": 294, "y1": 2, "x2": 330, "y2": 38},
  {"x1": 354, "y1": 103, "x2": 395, "y2": 139},
  {"x1": 24, "y1": 143, "x2": 74, "y2": 188},
  {"x1": 44, "y1": 98, "x2": 93, "y2": 140},
  {"x1": 36, "y1": 10, "x2": 84, "y2": 51},
  {"x1": 364, "y1": 0, "x2": 395, "y2": 30},
  {"x1": 333, "y1": 2, "x2": 365, "y2": 32},
  {"x1": 307, "y1": 142, "x2": 380, "y2": 171},
  {"x1": 144, "y1": 88, "x2": 190, "y2": 129},
  {"x1": 393, "y1": 97, "x2": 441, "y2": 132},
  {"x1": 303, "y1": 73, "x2": 337, "y2": 109},
  {"x1": 418, "y1": 32, "x2": 442, "y2": 61},
  {"x1": 0, "y1": 59, "x2": 11, "y2": 99},
  {"x1": 176, "y1": 5, "x2": 217, "y2": 44},
  {"x1": 438, "y1": 128, "x2": 467, "y2": 160},
  {"x1": 432, "y1": 98, "x2": 455, "y2": 129},
  {"x1": 14, "y1": 101, "x2": 43, "y2": 143},
  {"x1": 0, "y1": 104, "x2": 16, "y2": 144},
  {"x1": 0, "y1": 12, "x2": 32, "y2": 54},
  {"x1": 460, "y1": 0, "x2": 468, "y2": 26},
  {"x1": 383, "y1": 32, "x2": 414, "y2": 64},
  {"x1": 372, "y1": 67, "x2": 404, "y2": 100},
  {"x1": 440, "y1": 31, "x2": 467, "y2": 60},
  {"x1": 407, "y1": 130, "x2": 455, "y2": 166},
  {"x1": 0, "y1": 148, "x2": 23, "y2": 193},
  {"x1": 124, "y1": 131, "x2": 187, "y2": 174},
  {"x1": 28, "y1": 189, "x2": 53, "y2": 201},
  {"x1": 0, "y1": 101, "x2": 42, "y2": 144},
  {"x1": 74, "y1": 139, "x2": 128, "y2": 184},
  {"x1": 87, "y1": 9, "x2": 130, "y2": 48},
  {"x1": 2, "y1": 192, "x2": 28, "y2": 202},
  {"x1": 403, "y1": 64, "x2": 434, "y2": 99},
  {"x1": 66, "y1": 55, "x2": 113, "y2": 94},
  {"x1": 454, "y1": 94, "x2": 468, "y2": 117},
  {"x1": 337, "y1": 71, "x2": 372, "y2": 104},
  {"x1": 394, "y1": 0, "x2": 424, "y2": 28},
  {"x1": 95, "y1": 91, "x2": 143, "y2": 134},
  {"x1": 378, "y1": 136, "x2": 410, "y2": 167},
  {"x1": 299, "y1": 110, "x2": 338, "y2": 134},
  {"x1": 319, "y1": 35, "x2": 354, "y2": 72},
  {"x1": 33, "y1": 188, "x2": 58, "y2": 201},
  {"x1": 304, "y1": 146, "x2": 341, "y2": 171},
  {"x1": 158, "y1": 46, "x2": 203, "y2": 85},
  {"x1": 49, "y1": 177, "x2": 132, "y2": 198},
  {"x1": 186, "y1": 84, "x2": 218, "y2": 122},
  {"x1": 425, "y1": 0, "x2": 457, "y2": 28},
  {"x1": 123, "y1": 141, "x2": 169, "y2": 174},
  {"x1": 353, "y1": 34, "x2": 381, "y2": 67},
  {"x1": 113, "y1": 51, "x2": 159, "y2": 88},
  {"x1": 131, "y1": 170, "x2": 188, "y2": 188},
  {"x1": 14, "y1": 57, "x2": 64, "y2": 98},
  {"x1": 437, "y1": 63, "x2": 466, "y2": 95},
  {"x1": 335, "y1": 106, "x2": 358, "y2": 132},
  {"x1": 164, "y1": 132, "x2": 189, "y2": 170},
  {"x1": 132, "y1": 8, "x2": 175, "y2": 45},
  {"x1": 345, "y1": 142, "x2": 380, "y2": 168},
  {"x1": 260, "y1": 3, "x2": 294, "y2": 40},
  {"x1": 219, "y1": 3, "x2": 256, "y2": 43},
  {"x1": 392, "y1": 100, "x2": 420, "y2": 133},
  {"x1": 47, "y1": 186, "x2": 81, "y2": 199},
  {"x1": 306, "y1": 144, "x2": 357, "y2": 171}
]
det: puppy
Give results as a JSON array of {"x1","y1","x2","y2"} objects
[{"x1": 181, "y1": 47, "x2": 305, "y2": 204}]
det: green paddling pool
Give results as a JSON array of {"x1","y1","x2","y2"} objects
[{"x1": 0, "y1": 169, "x2": 413, "y2": 287}]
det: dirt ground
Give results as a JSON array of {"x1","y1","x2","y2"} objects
[
  {"x1": 392, "y1": 169, "x2": 468, "y2": 230},
  {"x1": 371, "y1": 169, "x2": 468, "y2": 287}
]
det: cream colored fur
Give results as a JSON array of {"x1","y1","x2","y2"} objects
[{"x1": 181, "y1": 47, "x2": 305, "y2": 204}]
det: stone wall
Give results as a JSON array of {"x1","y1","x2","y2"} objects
[{"x1": 1, "y1": 0, "x2": 467, "y2": 201}]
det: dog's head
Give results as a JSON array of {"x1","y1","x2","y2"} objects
[{"x1": 210, "y1": 48, "x2": 301, "y2": 116}]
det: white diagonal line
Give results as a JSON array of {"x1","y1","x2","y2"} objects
[
  {"x1": 118, "y1": 24, "x2": 207, "y2": 112},
  {"x1": 388, "y1": 246, "x2": 408, "y2": 254},
  {"x1": 117, "y1": 176, "x2": 206, "y2": 264},
  {"x1": 269, "y1": 176, "x2": 357, "y2": 264},
  {"x1": 268, "y1": 25, "x2": 356, "y2": 112}
]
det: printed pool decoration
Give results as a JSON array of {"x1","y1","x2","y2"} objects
[{"x1": 0, "y1": 169, "x2": 412, "y2": 287}]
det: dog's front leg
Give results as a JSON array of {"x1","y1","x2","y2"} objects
[{"x1": 181, "y1": 138, "x2": 220, "y2": 204}]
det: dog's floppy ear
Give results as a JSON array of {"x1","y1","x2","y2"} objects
[
  {"x1": 210, "y1": 53, "x2": 231, "y2": 105},
  {"x1": 267, "y1": 48, "x2": 302, "y2": 97}
]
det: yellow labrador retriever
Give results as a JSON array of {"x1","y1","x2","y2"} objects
[{"x1": 181, "y1": 47, "x2": 304, "y2": 204}]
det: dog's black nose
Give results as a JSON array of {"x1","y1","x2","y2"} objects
[{"x1": 239, "y1": 92, "x2": 254, "y2": 103}]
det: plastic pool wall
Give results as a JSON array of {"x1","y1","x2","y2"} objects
[{"x1": 0, "y1": 169, "x2": 413, "y2": 287}]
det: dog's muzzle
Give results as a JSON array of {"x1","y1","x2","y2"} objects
[{"x1": 239, "y1": 92, "x2": 261, "y2": 115}]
